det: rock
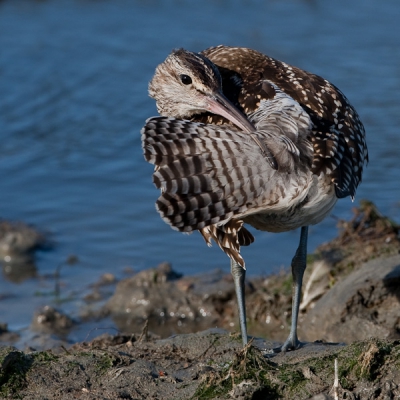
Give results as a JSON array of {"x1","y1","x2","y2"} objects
[
  {"x1": 308, "y1": 395, "x2": 333, "y2": 400},
  {"x1": 105, "y1": 263, "x2": 251, "y2": 337},
  {"x1": 298, "y1": 201, "x2": 400, "y2": 315},
  {"x1": 31, "y1": 306, "x2": 75, "y2": 335},
  {"x1": 0, "y1": 220, "x2": 49, "y2": 282},
  {"x1": 0, "y1": 220, "x2": 46, "y2": 262},
  {"x1": 1, "y1": 259, "x2": 38, "y2": 283},
  {"x1": 0, "y1": 322, "x2": 20, "y2": 344},
  {"x1": 302, "y1": 254, "x2": 400, "y2": 343}
]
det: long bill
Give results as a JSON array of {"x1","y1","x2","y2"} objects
[
  {"x1": 206, "y1": 92, "x2": 278, "y2": 169},
  {"x1": 206, "y1": 92, "x2": 255, "y2": 133}
]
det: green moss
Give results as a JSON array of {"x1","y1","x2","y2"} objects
[
  {"x1": 265, "y1": 341, "x2": 399, "y2": 398},
  {"x1": 94, "y1": 353, "x2": 116, "y2": 375},
  {"x1": 393, "y1": 346, "x2": 400, "y2": 370},
  {"x1": 32, "y1": 350, "x2": 58, "y2": 364},
  {"x1": 64, "y1": 360, "x2": 82, "y2": 375},
  {"x1": 0, "y1": 349, "x2": 59, "y2": 397},
  {"x1": 277, "y1": 368, "x2": 307, "y2": 393},
  {"x1": 332, "y1": 339, "x2": 396, "y2": 390},
  {"x1": 194, "y1": 374, "x2": 232, "y2": 400},
  {"x1": 0, "y1": 349, "x2": 33, "y2": 398}
]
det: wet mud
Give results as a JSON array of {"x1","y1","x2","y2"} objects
[{"x1": 1, "y1": 201, "x2": 400, "y2": 399}]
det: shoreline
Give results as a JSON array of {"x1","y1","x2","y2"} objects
[{"x1": 1, "y1": 201, "x2": 400, "y2": 398}]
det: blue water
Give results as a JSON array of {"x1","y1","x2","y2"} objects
[{"x1": 0, "y1": 0, "x2": 399, "y2": 336}]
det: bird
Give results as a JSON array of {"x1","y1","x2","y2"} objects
[{"x1": 141, "y1": 46, "x2": 368, "y2": 352}]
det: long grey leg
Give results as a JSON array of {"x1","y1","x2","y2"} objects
[
  {"x1": 279, "y1": 225, "x2": 308, "y2": 353},
  {"x1": 231, "y1": 259, "x2": 248, "y2": 346}
]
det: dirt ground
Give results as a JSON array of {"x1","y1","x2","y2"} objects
[
  {"x1": 1, "y1": 201, "x2": 400, "y2": 399},
  {"x1": 1, "y1": 332, "x2": 400, "y2": 399}
]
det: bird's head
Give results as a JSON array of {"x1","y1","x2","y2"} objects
[{"x1": 149, "y1": 49, "x2": 254, "y2": 132}]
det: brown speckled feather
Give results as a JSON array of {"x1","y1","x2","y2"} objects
[{"x1": 200, "y1": 46, "x2": 368, "y2": 199}]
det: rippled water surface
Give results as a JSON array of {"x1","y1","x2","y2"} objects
[{"x1": 0, "y1": 0, "x2": 399, "y2": 338}]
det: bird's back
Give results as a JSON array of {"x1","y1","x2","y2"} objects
[{"x1": 200, "y1": 46, "x2": 368, "y2": 200}]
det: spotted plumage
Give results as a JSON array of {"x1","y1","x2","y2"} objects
[
  {"x1": 200, "y1": 46, "x2": 368, "y2": 199},
  {"x1": 142, "y1": 46, "x2": 368, "y2": 350}
]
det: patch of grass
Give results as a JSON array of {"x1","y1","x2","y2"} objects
[{"x1": 193, "y1": 341, "x2": 279, "y2": 399}]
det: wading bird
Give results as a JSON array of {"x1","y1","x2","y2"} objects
[{"x1": 141, "y1": 46, "x2": 368, "y2": 352}]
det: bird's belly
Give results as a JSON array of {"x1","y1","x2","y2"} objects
[{"x1": 242, "y1": 175, "x2": 337, "y2": 233}]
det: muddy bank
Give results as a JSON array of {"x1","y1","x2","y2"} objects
[
  {"x1": 1, "y1": 201, "x2": 400, "y2": 399},
  {"x1": 1, "y1": 201, "x2": 399, "y2": 348},
  {"x1": 1, "y1": 332, "x2": 399, "y2": 399}
]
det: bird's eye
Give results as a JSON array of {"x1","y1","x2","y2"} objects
[{"x1": 180, "y1": 74, "x2": 192, "y2": 85}]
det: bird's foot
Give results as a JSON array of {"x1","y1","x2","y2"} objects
[
  {"x1": 265, "y1": 335, "x2": 302, "y2": 356},
  {"x1": 276, "y1": 337, "x2": 302, "y2": 353}
]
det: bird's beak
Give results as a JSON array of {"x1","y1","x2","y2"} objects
[{"x1": 206, "y1": 92, "x2": 255, "y2": 133}]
